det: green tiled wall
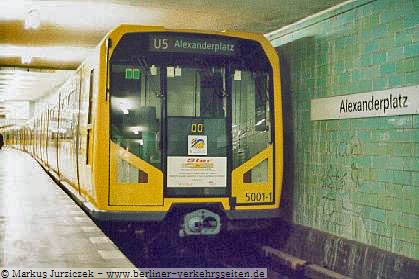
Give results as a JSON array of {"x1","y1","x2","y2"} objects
[{"x1": 270, "y1": 0, "x2": 418, "y2": 259}]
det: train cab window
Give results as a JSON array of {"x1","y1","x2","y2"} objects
[
  {"x1": 167, "y1": 67, "x2": 226, "y2": 118},
  {"x1": 232, "y1": 70, "x2": 272, "y2": 182},
  {"x1": 166, "y1": 66, "x2": 228, "y2": 158},
  {"x1": 110, "y1": 63, "x2": 162, "y2": 179}
]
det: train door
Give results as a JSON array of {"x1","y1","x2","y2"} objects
[
  {"x1": 165, "y1": 67, "x2": 228, "y2": 197},
  {"x1": 78, "y1": 68, "x2": 93, "y2": 196}
]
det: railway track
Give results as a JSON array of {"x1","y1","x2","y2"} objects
[{"x1": 100, "y1": 223, "x2": 299, "y2": 278}]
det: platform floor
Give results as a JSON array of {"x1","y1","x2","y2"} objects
[{"x1": 0, "y1": 149, "x2": 134, "y2": 267}]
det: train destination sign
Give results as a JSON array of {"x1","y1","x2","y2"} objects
[
  {"x1": 311, "y1": 85, "x2": 419, "y2": 120},
  {"x1": 149, "y1": 34, "x2": 237, "y2": 56}
]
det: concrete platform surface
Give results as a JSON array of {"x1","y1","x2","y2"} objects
[{"x1": 0, "y1": 149, "x2": 134, "y2": 268}]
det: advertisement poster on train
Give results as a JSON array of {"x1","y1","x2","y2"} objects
[{"x1": 167, "y1": 156, "x2": 226, "y2": 187}]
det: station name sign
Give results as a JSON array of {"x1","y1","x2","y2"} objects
[
  {"x1": 149, "y1": 34, "x2": 237, "y2": 56},
  {"x1": 311, "y1": 85, "x2": 419, "y2": 120}
]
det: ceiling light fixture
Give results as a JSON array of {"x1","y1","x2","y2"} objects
[
  {"x1": 0, "y1": 46, "x2": 89, "y2": 62},
  {"x1": 24, "y1": 8, "x2": 41, "y2": 30},
  {"x1": 21, "y1": 54, "x2": 32, "y2": 64}
]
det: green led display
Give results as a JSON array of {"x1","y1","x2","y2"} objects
[
  {"x1": 133, "y1": 68, "x2": 140, "y2": 79},
  {"x1": 125, "y1": 68, "x2": 133, "y2": 79},
  {"x1": 125, "y1": 68, "x2": 141, "y2": 80}
]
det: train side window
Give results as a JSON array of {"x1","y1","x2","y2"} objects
[
  {"x1": 88, "y1": 69, "x2": 94, "y2": 124},
  {"x1": 110, "y1": 63, "x2": 162, "y2": 183},
  {"x1": 232, "y1": 70, "x2": 272, "y2": 173}
]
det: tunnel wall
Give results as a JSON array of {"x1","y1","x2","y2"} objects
[{"x1": 269, "y1": 0, "x2": 418, "y2": 259}]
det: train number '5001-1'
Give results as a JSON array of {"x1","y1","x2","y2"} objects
[{"x1": 245, "y1": 192, "x2": 272, "y2": 202}]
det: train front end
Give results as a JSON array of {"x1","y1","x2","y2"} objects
[{"x1": 97, "y1": 26, "x2": 283, "y2": 236}]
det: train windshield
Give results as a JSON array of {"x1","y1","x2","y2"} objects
[{"x1": 110, "y1": 32, "x2": 273, "y2": 196}]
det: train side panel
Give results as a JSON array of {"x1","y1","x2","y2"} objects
[
  {"x1": 78, "y1": 51, "x2": 101, "y2": 205},
  {"x1": 57, "y1": 74, "x2": 80, "y2": 188}
]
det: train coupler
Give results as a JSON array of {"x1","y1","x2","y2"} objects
[{"x1": 179, "y1": 209, "x2": 221, "y2": 237}]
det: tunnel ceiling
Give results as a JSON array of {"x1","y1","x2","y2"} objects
[{"x1": 0, "y1": 0, "x2": 346, "y2": 106}]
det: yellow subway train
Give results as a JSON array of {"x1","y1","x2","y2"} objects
[{"x1": 2, "y1": 25, "x2": 283, "y2": 236}]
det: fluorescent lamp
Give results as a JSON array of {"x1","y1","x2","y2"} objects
[
  {"x1": 132, "y1": 127, "x2": 140, "y2": 134},
  {"x1": 24, "y1": 9, "x2": 41, "y2": 30},
  {"x1": 21, "y1": 54, "x2": 32, "y2": 64},
  {"x1": 0, "y1": 45, "x2": 89, "y2": 63},
  {"x1": 132, "y1": 139, "x2": 144, "y2": 145}
]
